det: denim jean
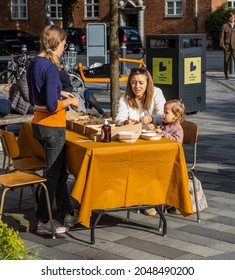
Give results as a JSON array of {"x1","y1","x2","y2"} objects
[
  {"x1": 0, "y1": 98, "x2": 12, "y2": 118},
  {"x1": 32, "y1": 124, "x2": 73, "y2": 221}
]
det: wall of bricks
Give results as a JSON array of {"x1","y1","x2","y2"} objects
[{"x1": 0, "y1": 0, "x2": 227, "y2": 39}]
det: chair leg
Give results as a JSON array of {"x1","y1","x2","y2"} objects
[
  {"x1": 0, "y1": 187, "x2": 10, "y2": 220},
  {"x1": 158, "y1": 204, "x2": 166, "y2": 231},
  {"x1": 189, "y1": 170, "x2": 201, "y2": 223},
  {"x1": 39, "y1": 182, "x2": 56, "y2": 239}
]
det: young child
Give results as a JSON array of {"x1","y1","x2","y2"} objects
[
  {"x1": 144, "y1": 99, "x2": 186, "y2": 216},
  {"x1": 148, "y1": 99, "x2": 186, "y2": 143}
]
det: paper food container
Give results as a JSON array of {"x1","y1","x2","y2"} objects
[{"x1": 66, "y1": 118, "x2": 142, "y2": 141}]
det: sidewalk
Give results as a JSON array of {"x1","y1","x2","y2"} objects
[{"x1": 0, "y1": 73, "x2": 235, "y2": 260}]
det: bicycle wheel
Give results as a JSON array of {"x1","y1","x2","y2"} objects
[
  {"x1": 69, "y1": 73, "x2": 85, "y2": 89},
  {"x1": 0, "y1": 70, "x2": 17, "y2": 84}
]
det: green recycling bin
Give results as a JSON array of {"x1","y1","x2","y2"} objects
[{"x1": 146, "y1": 34, "x2": 206, "y2": 113}]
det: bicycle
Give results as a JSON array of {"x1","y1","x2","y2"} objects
[
  {"x1": 61, "y1": 50, "x2": 85, "y2": 89},
  {"x1": 0, "y1": 54, "x2": 28, "y2": 84}
]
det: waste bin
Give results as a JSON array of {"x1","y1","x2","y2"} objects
[{"x1": 146, "y1": 34, "x2": 206, "y2": 113}]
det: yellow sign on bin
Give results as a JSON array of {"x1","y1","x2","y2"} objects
[
  {"x1": 184, "y1": 57, "x2": 201, "y2": 84},
  {"x1": 152, "y1": 58, "x2": 172, "y2": 85}
]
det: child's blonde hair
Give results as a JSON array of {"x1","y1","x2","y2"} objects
[{"x1": 165, "y1": 99, "x2": 186, "y2": 122}]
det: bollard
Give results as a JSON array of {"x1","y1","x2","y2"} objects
[{"x1": 120, "y1": 43, "x2": 126, "y2": 75}]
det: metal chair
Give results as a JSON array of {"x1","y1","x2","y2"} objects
[
  {"x1": 181, "y1": 120, "x2": 201, "y2": 222},
  {"x1": 0, "y1": 170, "x2": 55, "y2": 239}
]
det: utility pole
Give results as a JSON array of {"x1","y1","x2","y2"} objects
[{"x1": 45, "y1": 0, "x2": 51, "y2": 25}]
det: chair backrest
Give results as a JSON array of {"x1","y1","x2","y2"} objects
[
  {"x1": 181, "y1": 120, "x2": 198, "y2": 170},
  {"x1": 0, "y1": 129, "x2": 20, "y2": 159},
  {"x1": 181, "y1": 121, "x2": 198, "y2": 145}
]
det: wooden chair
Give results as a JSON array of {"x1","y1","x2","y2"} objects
[
  {"x1": 0, "y1": 129, "x2": 45, "y2": 173},
  {"x1": 181, "y1": 120, "x2": 200, "y2": 222},
  {"x1": 0, "y1": 171, "x2": 55, "y2": 239},
  {"x1": 0, "y1": 129, "x2": 45, "y2": 211}
]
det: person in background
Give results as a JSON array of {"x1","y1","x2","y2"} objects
[
  {"x1": 148, "y1": 99, "x2": 186, "y2": 144},
  {"x1": 0, "y1": 92, "x2": 11, "y2": 118},
  {"x1": 27, "y1": 25, "x2": 79, "y2": 235},
  {"x1": 115, "y1": 67, "x2": 166, "y2": 127},
  {"x1": 220, "y1": 12, "x2": 235, "y2": 80},
  {"x1": 10, "y1": 72, "x2": 34, "y2": 115},
  {"x1": 59, "y1": 69, "x2": 107, "y2": 117}
]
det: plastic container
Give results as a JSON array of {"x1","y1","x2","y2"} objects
[{"x1": 101, "y1": 119, "x2": 111, "y2": 142}]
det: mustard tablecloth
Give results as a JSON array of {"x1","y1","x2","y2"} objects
[{"x1": 18, "y1": 122, "x2": 193, "y2": 228}]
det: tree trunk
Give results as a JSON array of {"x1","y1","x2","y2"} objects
[{"x1": 109, "y1": 0, "x2": 120, "y2": 119}]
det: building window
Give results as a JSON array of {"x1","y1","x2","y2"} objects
[
  {"x1": 166, "y1": 0, "x2": 183, "y2": 17},
  {"x1": 228, "y1": 1, "x2": 235, "y2": 8},
  {"x1": 49, "y1": 0, "x2": 62, "y2": 19},
  {"x1": 85, "y1": 0, "x2": 100, "y2": 19},
  {"x1": 11, "y1": 0, "x2": 28, "y2": 20}
]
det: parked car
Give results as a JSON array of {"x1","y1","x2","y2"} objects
[
  {"x1": 107, "y1": 26, "x2": 143, "y2": 54},
  {"x1": 63, "y1": 27, "x2": 86, "y2": 54},
  {"x1": 0, "y1": 29, "x2": 40, "y2": 55}
]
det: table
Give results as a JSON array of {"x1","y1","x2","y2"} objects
[{"x1": 18, "y1": 123, "x2": 193, "y2": 233}]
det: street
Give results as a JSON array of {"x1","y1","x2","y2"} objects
[{"x1": 0, "y1": 49, "x2": 225, "y2": 73}]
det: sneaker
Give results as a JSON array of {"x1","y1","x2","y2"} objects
[
  {"x1": 36, "y1": 220, "x2": 69, "y2": 235},
  {"x1": 144, "y1": 208, "x2": 157, "y2": 216},
  {"x1": 64, "y1": 210, "x2": 78, "y2": 227}
]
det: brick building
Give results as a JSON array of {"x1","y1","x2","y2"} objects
[{"x1": 0, "y1": 0, "x2": 230, "y2": 46}]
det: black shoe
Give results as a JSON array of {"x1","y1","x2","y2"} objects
[
  {"x1": 225, "y1": 76, "x2": 229, "y2": 80},
  {"x1": 102, "y1": 113, "x2": 108, "y2": 118}
]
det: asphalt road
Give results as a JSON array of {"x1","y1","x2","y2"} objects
[{"x1": 0, "y1": 49, "x2": 225, "y2": 72}]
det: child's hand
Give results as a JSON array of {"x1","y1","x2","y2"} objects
[
  {"x1": 155, "y1": 127, "x2": 162, "y2": 134},
  {"x1": 147, "y1": 123, "x2": 155, "y2": 130}
]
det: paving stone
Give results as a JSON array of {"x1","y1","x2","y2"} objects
[{"x1": 1, "y1": 72, "x2": 235, "y2": 260}]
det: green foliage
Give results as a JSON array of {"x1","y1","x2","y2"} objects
[
  {"x1": 0, "y1": 220, "x2": 37, "y2": 260},
  {"x1": 205, "y1": 3, "x2": 235, "y2": 48}
]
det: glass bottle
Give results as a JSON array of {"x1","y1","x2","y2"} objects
[{"x1": 101, "y1": 119, "x2": 111, "y2": 142}]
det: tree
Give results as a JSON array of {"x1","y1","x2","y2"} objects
[
  {"x1": 109, "y1": 0, "x2": 120, "y2": 119},
  {"x1": 58, "y1": 0, "x2": 78, "y2": 27},
  {"x1": 205, "y1": 3, "x2": 235, "y2": 49}
]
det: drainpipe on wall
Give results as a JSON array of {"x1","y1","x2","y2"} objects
[
  {"x1": 45, "y1": 0, "x2": 51, "y2": 25},
  {"x1": 195, "y1": 0, "x2": 198, "y2": 33}
]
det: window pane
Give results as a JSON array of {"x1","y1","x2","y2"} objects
[
  {"x1": 176, "y1": 3, "x2": 182, "y2": 15},
  {"x1": 167, "y1": 3, "x2": 174, "y2": 15}
]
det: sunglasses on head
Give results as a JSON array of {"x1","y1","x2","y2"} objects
[{"x1": 130, "y1": 67, "x2": 147, "y2": 74}]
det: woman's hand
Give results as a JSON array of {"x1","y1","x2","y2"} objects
[
  {"x1": 61, "y1": 91, "x2": 74, "y2": 99},
  {"x1": 124, "y1": 118, "x2": 138, "y2": 125},
  {"x1": 141, "y1": 115, "x2": 153, "y2": 125},
  {"x1": 147, "y1": 123, "x2": 155, "y2": 130},
  {"x1": 70, "y1": 96, "x2": 79, "y2": 108}
]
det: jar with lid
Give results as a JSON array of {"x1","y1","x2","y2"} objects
[{"x1": 101, "y1": 119, "x2": 111, "y2": 142}]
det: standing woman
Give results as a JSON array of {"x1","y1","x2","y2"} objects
[
  {"x1": 27, "y1": 25, "x2": 79, "y2": 235},
  {"x1": 115, "y1": 68, "x2": 166, "y2": 127}
]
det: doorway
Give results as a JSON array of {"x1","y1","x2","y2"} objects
[{"x1": 126, "y1": 14, "x2": 138, "y2": 28}]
